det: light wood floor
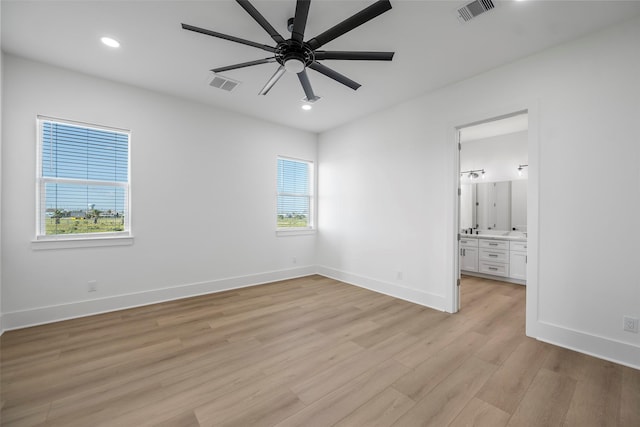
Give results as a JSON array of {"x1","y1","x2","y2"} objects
[{"x1": 1, "y1": 275, "x2": 638, "y2": 426}]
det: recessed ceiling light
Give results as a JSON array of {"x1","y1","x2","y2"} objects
[
  {"x1": 101, "y1": 37, "x2": 120, "y2": 48},
  {"x1": 301, "y1": 104, "x2": 312, "y2": 111}
]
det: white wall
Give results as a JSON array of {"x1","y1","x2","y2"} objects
[
  {"x1": 317, "y1": 17, "x2": 640, "y2": 368},
  {"x1": 461, "y1": 131, "x2": 528, "y2": 183},
  {"x1": 0, "y1": 6, "x2": 4, "y2": 334},
  {"x1": 1, "y1": 55, "x2": 317, "y2": 329}
]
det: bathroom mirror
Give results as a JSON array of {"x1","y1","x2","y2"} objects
[{"x1": 460, "y1": 180, "x2": 527, "y2": 232}]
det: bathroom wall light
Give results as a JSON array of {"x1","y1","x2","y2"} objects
[
  {"x1": 461, "y1": 169, "x2": 485, "y2": 180},
  {"x1": 517, "y1": 164, "x2": 528, "y2": 176}
]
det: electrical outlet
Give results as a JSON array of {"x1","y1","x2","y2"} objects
[
  {"x1": 396, "y1": 271, "x2": 403, "y2": 280},
  {"x1": 292, "y1": 257, "x2": 297, "y2": 264},
  {"x1": 623, "y1": 316, "x2": 638, "y2": 333},
  {"x1": 88, "y1": 280, "x2": 97, "y2": 293}
]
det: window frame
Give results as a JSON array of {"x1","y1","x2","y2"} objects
[
  {"x1": 276, "y1": 155, "x2": 315, "y2": 234},
  {"x1": 33, "y1": 116, "x2": 132, "y2": 248}
]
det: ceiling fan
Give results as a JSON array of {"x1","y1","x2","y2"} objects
[{"x1": 181, "y1": 0, "x2": 394, "y2": 101}]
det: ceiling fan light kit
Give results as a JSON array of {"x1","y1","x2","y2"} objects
[{"x1": 182, "y1": 0, "x2": 395, "y2": 103}]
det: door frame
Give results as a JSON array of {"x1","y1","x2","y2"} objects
[{"x1": 448, "y1": 101, "x2": 539, "y2": 340}]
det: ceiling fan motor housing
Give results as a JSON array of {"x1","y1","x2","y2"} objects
[{"x1": 276, "y1": 41, "x2": 314, "y2": 73}]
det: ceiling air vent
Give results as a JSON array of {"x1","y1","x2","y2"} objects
[
  {"x1": 457, "y1": 0, "x2": 495, "y2": 23},
  {"x1": 208, "y1": 74, "x2": 240, "y2": 92}
]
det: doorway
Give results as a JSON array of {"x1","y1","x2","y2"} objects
[{"x1": 455, "y1": 111, "x2": 529, "y2": 311}]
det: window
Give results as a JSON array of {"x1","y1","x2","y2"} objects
[
  {"x1": 36, "y1": 117, "x2": 130, "y2": 240},
  {"x1": 277, "y1": 157, "x2": 314, "y2": 230}
]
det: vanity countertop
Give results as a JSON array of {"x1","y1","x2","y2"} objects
[{"x1": 460, "y1": 234, "x2": 527, "y2": 242}]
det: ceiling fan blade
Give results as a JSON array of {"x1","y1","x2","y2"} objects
[
  {"x1": 182, "y1": 23, "x2": 275, "y2": 53},
  {"x1": 236, "y1": 0, "x2": 285, "y2": 44},
  {"x1": 259, "y1": 66, "x2": 286, "y2": 95},
  {"x1": 308, "y1": 62, "x2": 361, "y2": 90},
  {"x1": 314, "y1": 51, "x2": 394, "y2": 61},
  {"x1": 297, "y1": 69, "x2": 319, "y2": 101},
  {"x1": 212, "y1": 57, "x2": 276, "y2": 73},
  {"x1": 306, "y1": 0, "x2": 392, "y2": 50},
  {"x1": 291, "y1": 0, "x2": 311, "y2": 44}
]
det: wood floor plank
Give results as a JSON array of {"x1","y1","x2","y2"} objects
[
  {"x1": 475, "y1": 338, "x2": 551, "y2": 414},
  {"x1": 324, "y1": 319, "x2": 381, "y2": 343},
  {"x1": 470, "y1": 296, "x2": 525, "y2": 337},
  {"x1": 391, "y1": 314, "x2": 472, "y2": 368},
  {"x1": 351, "y1": 305, "x2": 430, "y2": 348},
  {"x1": 448, "y1": 397, "x2": 511, "y2": 427},
  {"x1": 392, "y1": 356, "x2": 497, "y2": 427},
  {"x1": 43, "y1": 340, "x2": 255, "y2": 419},
  {"x1": 44, "y1": 339, "x2": 258, "y2": 422},
  {"x1": 1, "y1": 275, "x2": 635, "y2": 427},
  {"x1": 275, "y1": 359, "x2": 410, "y2": 427},
  {"x1": 0, "y1": 401, "x2": 50, "y2": 426},
  {"x1": 474, "y1": 323, "x2": 526, "y2": 366},
  {"x1": 260, "y1": 340, "x2": 364, "y2": 378},
  {"x1": 506, "y1": 368, "x2": 577, "y2": 427},
  {"x1": 400, "y1": 308, "x2": 451, "y2": 337},
  {"x1": 44, "y1": 381, "x2": 167, "y2": 427},
  {"x1": 195, "y1": 385, "x2": 305, "y2": 427},
  {"x1": 83, "y1": 359, "x2": 266, "y2": 426},
  {"x1": 392, "y1": 331, "x2": 488, "y2": 401},
  {"x1": 152, "y1": 410, "x2": 201, "y2": 427},
  {"x1": 3, "y1": 338, "x2": 184, "y2": 408},
  {"x1": 333, "y1": 387, "x2": 415, "y2": 427},
  {"x1": 561, "y1": 354, "x2": 622, "y2": 426},
  {"x1": 620, "y1": 365, "x2": 640, "y2": 426},
  {"x1": 291, "y1": 332, "x2": 419, "y2": 404},
  {"x1": 0, "y1": 348, "x2": 61, "y2": 376},
  {"x1": 351, "y1": 292, "x2": 396, "y2": 311},
  {"x1": 458, "y1": 293, "x2": 515, "y2": 328}
]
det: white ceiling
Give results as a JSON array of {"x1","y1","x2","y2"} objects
[{"x1": 3, "y1": 0, "x2": 640, "y2": 133}]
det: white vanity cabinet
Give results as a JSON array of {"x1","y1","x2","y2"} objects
[
  {"x1": 509, "y1": 241, "x2": 527, "y2": 281},
  {"x1": 478, "y1": 239, "x2": 509, "y2": 277},
  {"x1": 459, "y1": 237, "x2": 478, "y2": 272},
  {"x1": 461, "y1": 236, "x2": 526, "y2": 284}
]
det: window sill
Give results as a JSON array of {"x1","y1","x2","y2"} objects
[
  {"x1": 32, "y1": 235, "x2": 134, "y2": 250},
  {"x1": 276, "y1": 228, "x2": 316, "y2": 237}
]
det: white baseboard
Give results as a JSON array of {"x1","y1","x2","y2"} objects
[
  {"x1": 317, "y1": 265, "x2": 447, "y2": 312},
  {"x1": 1, "y1": 266, "x2": 317, "y2": 331},
  {"x1": 535, "y1": 320, "x2": 640, "y2": 370}
]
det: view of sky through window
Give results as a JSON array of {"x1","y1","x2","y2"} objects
[
  {"x1": 41, "y1": 121, "x2": 128, "y2": 215},
  {"x1": 277, "y1": 158, "x2": 311, "y2": 228},
  {"x1": 38, "y1": 119, "x2": 130, "y2": 236}
]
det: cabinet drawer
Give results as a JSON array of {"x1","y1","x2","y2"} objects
[
  {"x1": 479, "y1": 261, "x2": 509, "y2": 277},
  {"x1": 510, "y1": 241, "x2": 527, "y2": 252},
  {"x1": 479, "y1": 239, "x2": 508, "y2": 250},
  {"x1": 479, "y1": 248, "x2": 508, "y2": 263},
  {"x1": 460, "y1": 238, "x2": 478, "y2": 248}
]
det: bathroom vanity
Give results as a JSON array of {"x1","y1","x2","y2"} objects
[
  {"x1": 460, "y1": 234, "x2": 527, "y2": 285},
  {"x1": 459, "y1": 179, "x2": 527, "y2": 284}
]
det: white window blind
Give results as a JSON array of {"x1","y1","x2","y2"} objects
[
  {"x1": 37, "y1": 117, "x2": 130, "y2": 238},
  {"x1": 277, "y1": 157, "x2": 313, "y2": 229}
]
